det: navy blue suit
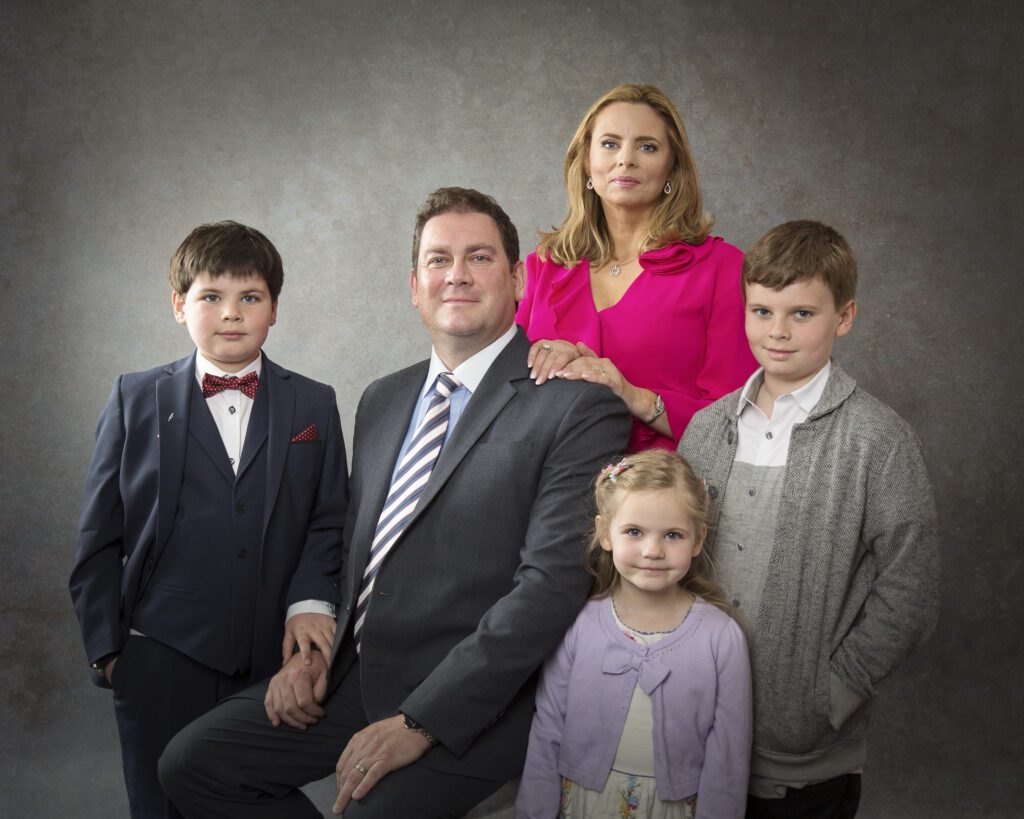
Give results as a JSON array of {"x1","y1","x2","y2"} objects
[{"x1": 69, "y1": 352, "x2": 348, "y2": 817}]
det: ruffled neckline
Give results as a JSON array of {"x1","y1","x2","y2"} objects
[{"x1": 545, "y1": 238, "x2": 722, "y2": 340}]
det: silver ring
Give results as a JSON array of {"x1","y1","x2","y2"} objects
[
  {"x1": 354, "y1": 763, "x2": 368, "y2": 775},
  {"x1": 542, "y1": 343, "x2": 552, "y2": 350},
  {"x1": 599, "y1": 368, "x2": 607, "y2": 376}
]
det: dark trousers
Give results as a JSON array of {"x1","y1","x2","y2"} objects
[
  {"x1": 112, "y1": 636, "x2": 254, "y2": 819},
  {"x1": 746, "y1": 774, "x2": 861, "y2": 819},
  {"x1": 159, "y1": 660, "x2": 507, "y2": 818}
]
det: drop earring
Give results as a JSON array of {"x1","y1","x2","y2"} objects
[
  {"x1": 586, "y1": 178, "x2": 594, "y2": 190},
  {"x1": 663, "y1": 180, "x2": 672, "y2": 195}
]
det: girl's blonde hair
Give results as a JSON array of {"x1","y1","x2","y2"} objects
[
  {"x1": 537, "y1": 83, "x2": 713, "y2": 269},
  {"x1": 586, "y1": 449, "x2": 730, "y2": 613}
]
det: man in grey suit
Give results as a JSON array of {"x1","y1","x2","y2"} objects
[{"x1": 160, "y1": 187, "x2": 631, "y2": 817}]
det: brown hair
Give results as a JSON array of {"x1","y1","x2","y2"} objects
[
  {"x1": 169, "y1": 221, "x2": 284, "y2": 300},
  {"x1": 743, "y1": 220, "x2": 858, "y2": 309},
  {"x1": 538, "y1": 83, "x2": 712, "y2": 268},
  {"x1": 411, "y1": 187, "x2": 520, "y2": 268},
  {"x1": 586, "y1": 449, "x2": 731, "y2": 613}
]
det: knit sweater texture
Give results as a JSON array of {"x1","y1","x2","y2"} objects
[{"x1": 680, "y1": 361, "x2": 939, "y2": 781}]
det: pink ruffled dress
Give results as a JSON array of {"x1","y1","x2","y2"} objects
[{"x1": 516, "y1": 238, "x2": 756, "y2": 451}]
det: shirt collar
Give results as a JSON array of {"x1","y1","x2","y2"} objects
[
  {"x1": 735, "y1": 360, "x2": 832, "y2": 416},
  {"x1": 424, "y1": 324, "x2": 517, "y2": 396},
  {"x1": 194, "y1": 351, "x2": 263, "y2": 383}
]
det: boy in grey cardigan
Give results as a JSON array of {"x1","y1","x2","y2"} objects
[{"x1": 680, "y1": 220, "x2": 938, "y2": 818}]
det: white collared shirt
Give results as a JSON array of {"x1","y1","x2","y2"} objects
[
  {"x1": 735, "y1": 362, "x2": 832, "y2": 467},
  {"x1": 194, "y1": 352, "x2": 262, "y2": 475},
  {"x1": 418, "y1": 324, "x2": 518, "y2": 430}
]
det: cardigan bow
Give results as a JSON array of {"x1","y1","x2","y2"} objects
[{"x1": 601, "y1": 642, "x2": 671, "y2": 694}]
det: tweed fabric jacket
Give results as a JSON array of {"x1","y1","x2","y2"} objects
[{"x1": 680, "y1": 361, "x2": 939, "y2": 782}]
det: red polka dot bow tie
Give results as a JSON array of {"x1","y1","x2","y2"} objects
[{"x1": 201, "y1": 371, "x2": 259, "y2": 399}]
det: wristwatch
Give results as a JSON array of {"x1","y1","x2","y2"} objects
[{"x1": 401, "y1": 713, "x2": 440, "y2": 747}]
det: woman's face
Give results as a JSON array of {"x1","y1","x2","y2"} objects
[{"x1": 586, "y1": 102, "x2": 675, "y2": 218}]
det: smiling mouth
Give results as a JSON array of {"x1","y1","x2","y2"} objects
[{"x1": 613, "y1": 177, "x2": 640, "y2": 186}]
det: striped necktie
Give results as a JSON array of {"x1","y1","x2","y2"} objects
[{"x1": 353, "y1": 372, "x2": 461, "y2": 649}]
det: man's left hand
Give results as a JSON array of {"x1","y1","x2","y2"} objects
[{"x1": 332, "y1": 714, "x2": 433, "y2": 814}]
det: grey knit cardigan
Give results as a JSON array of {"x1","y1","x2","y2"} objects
[{"x1": 680, "y1": 362, "x2": 939, "y2": 782}]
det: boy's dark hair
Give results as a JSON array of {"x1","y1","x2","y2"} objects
[
  {"x1": 411, "y1": 187, "x2": 520, "y2": 268},
  {"x1": 169, "y1": 221, "x2": 284, "y2": 301},
  {"x1": 743, "y1": 220, "x2": 857, "y2": 309}
]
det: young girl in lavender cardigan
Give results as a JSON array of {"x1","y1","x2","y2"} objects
[{"x1": 516, "y1": 450, "x2": 752, "y2": 819}]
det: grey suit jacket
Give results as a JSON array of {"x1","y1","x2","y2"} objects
[{"x1": 329, "y1": 328, "x2": 631, "y2": 779}]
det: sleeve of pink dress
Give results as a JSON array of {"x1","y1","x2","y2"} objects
[{"x1": 516, "y1": 240, "x2": 756, "y2": 451}]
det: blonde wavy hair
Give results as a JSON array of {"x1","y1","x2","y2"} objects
[
  {"x1": 538, "y1": 83, "x2": 713, "y2": 268},
  {"x1": 586, "y1": 449, "x2": 731, "y2": 614}
]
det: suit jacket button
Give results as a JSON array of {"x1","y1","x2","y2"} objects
[
  {"x1": 235, "y1": 503, "x2": 247, "y2": 513},
  {"x1": 237, "y1": 549, "x2": 247, "y2": 559}
]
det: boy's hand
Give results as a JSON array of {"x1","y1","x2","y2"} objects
[
  {"x1": 282, "y1": 612, "x2": 336, "y2": 666},
  {"x1": 264, "y1": 651, "x2": 328, "y2": 729}
]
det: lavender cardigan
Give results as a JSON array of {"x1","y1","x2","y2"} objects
[{"x1": 515, "y1": 597, "x2": 752, "y2": 818}]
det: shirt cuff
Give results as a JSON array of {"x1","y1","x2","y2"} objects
[{"x1": 286, "y1": 600, "x2": 336, "y2": 620}]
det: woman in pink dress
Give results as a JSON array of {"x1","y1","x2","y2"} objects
[{"x1": 516, "y1": 83, "x2": 756, "y2": 451}]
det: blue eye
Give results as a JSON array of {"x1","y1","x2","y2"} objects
[
  {"x1": 600, "y1": 140, "x2": 618, "y2": 150},
  {"x1": 241, "y1": 294, "x2": 259, "y2": 304},
  {"x1": 203, "y1": 294, "x2": 220, "y2": 303},
  {"x1": 638, "y1": 143, "x2": 658, "y2": 153},
  {"x1": 794, "y1": 310, "x2": 813, "y2": 319},
  {"x1": 624, "y1": 527, "x2": 642, "y2": 537},
  {"x1": 752, "y1": 307, "x2": 770, "y2": 318}
]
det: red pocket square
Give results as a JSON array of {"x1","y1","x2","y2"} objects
[{"x1": 290, "y1": 423, "x2": 319, "y2": 443}]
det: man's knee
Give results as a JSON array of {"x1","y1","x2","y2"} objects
[{"x1": 157, "y1": 719, "x2": 214, "y2": 803}]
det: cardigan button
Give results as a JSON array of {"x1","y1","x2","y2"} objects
[{"x1": 707, "y1": 485, "x2": 719, "y2": 499}]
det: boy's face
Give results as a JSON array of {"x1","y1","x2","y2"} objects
[
  {"x1": 172, "y1": 271, "x2": 277, "y2": 373},
  {"x1": 745, "y1": 279, "x2": 856, "y2": 394}
]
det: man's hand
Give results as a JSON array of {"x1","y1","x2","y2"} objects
[
  {"x1": 264, "y1": 651, "x2": 328, "y2": 729},
  {"x1": 332, "y1": 714, "x2": 433, "y2": 814},
  {"x1": 282, "y1": 612, "x2": 336, "y2": 666}
]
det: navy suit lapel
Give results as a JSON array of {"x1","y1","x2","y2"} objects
[
  {"x1": 261, "y1": 355, "x2": 294, "y2": 536},
  {"x1": 236, "y1": 367, "x2": 270, "y2": 480},
  {"x1": 155, "y1": 354, "x2": 197, "y2": 554}
]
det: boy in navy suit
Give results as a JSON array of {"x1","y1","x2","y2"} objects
[{"x1": 69, "y1": 221, "x2": 349, "y2": 819}]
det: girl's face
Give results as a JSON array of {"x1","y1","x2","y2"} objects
[{"x1": 599, "y1": 488, "x2": 703, "y2": 600}]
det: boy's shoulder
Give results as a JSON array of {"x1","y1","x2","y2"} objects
[{"x1": 817, "y1": 363, "x2": 921, "y2": 446}]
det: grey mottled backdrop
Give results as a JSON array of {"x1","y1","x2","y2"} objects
[{"x1": 2, "y1": 1, "x2": 1021, "y2": 816}]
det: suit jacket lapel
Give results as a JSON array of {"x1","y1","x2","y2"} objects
[
  {"x1": 349, "y1": 363, "x2": 427, "y2": 582},
  {"x1": 261, "y1": 355, "x2": 294, "y2": 536},
  {"x1": 402, "y1": 330, "x2": 526, "y2": 534},
  {"x1": 155, "y1": 354, "x2": 196, "y2": 554}
]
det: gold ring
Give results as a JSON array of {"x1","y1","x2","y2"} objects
[{"x1": 354, "y1": 763, "x2": 368, "y2": 775}]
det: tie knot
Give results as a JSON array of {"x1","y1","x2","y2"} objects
[{"x1": 435, "y1": 372, "x2": 460, "y2": 399}]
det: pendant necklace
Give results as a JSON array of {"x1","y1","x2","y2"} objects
[{"x1": 608, "y1": 256, "x2": 638, "y2": 277}]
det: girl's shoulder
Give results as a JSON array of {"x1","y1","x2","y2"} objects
[{"x1": 690, "y1": 598, "x2": 747, "y2": 639}]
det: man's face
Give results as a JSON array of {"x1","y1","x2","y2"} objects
[{"x1": 410, "y1": 211, "x2": 524, "y2": 368}]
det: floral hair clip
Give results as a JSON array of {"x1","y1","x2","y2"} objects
[{"x1": 602, "y1": 458, "x2": 632, "y2": 483}]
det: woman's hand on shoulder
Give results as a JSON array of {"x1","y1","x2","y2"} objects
[
  {"x1": 528, "y1": 339, "x2": 581, "y2": 385},
  {"x1": 556, "y1": 342, "x2": 630, "y2": 400}
]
